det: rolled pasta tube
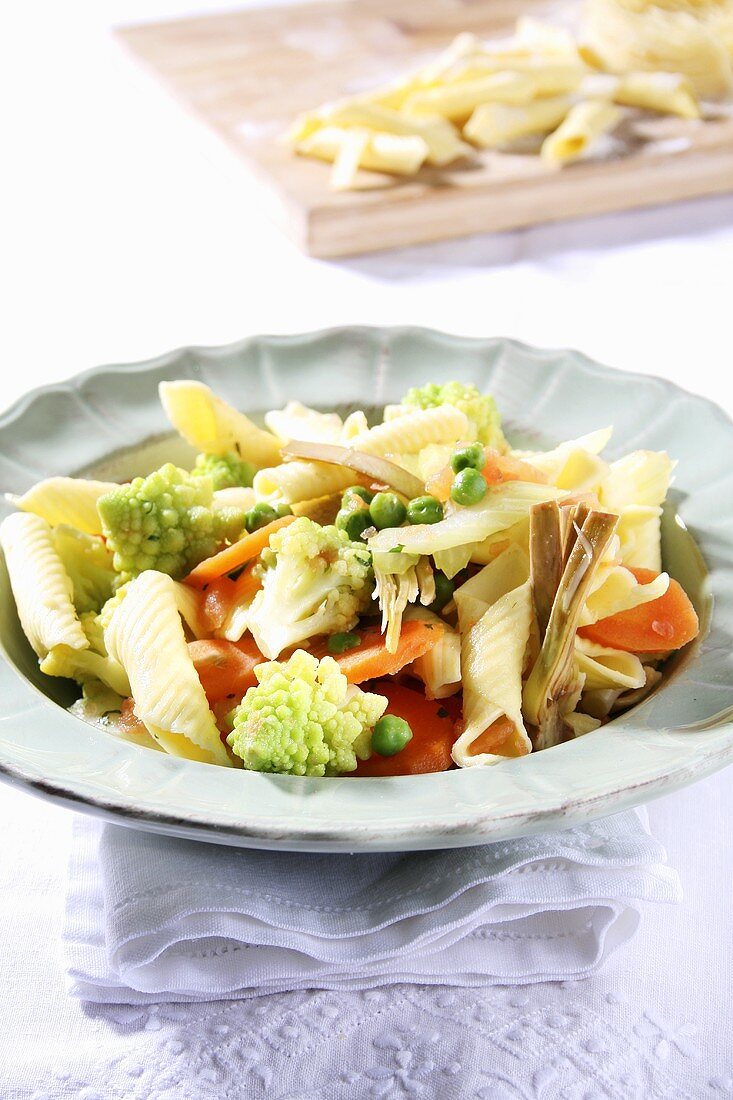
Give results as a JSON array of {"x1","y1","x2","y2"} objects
[
  {"x1": 159, "y1": 380, "x2": 282, "y2": 468},
  {"x1": 613, "y1": 71, "x2": 700, "y2": 119},
  {"x1": 264, "y1": 402, "x2": 343, "y2": 445},
  {"x1": 581, "y1": 562, "x2": 669, "y2": 625},
  {"x1": 7, "y1": 477, "x2": 118, "y2": 535},
  {"x1": 575, "y1": 638, "x2": 646, "y2": 692},
  {"x1": 403, "y1": 73, "x2": 539, "y2": 122},
  {"x1": 321, "y1": 102, "x2": 471, "y2": 166},
  {"x1": 330, "y1": 129, "x2": 371, "y2": 191},
  {"x1": 464, "y1": 96, "x2": 573, "y2": 147},
  {"x1": 104, "y1": 570, "x2": 231, "y2": 767},
  {"x1": 296, "y1": 126, "x2": 429, "y2": 176},
  {"x1": 452, "y1": 579, "x2": 534, "y2": 767},
  {"x1": 541, "y1": 100, "x2": 623, "y2": 164},
  {"x1": 0, "y1": 512, "x2": 88, "y2": 658}
]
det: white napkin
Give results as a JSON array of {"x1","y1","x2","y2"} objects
[{"x1": 64, "y1": 810, "x2": 680, "y2": 1004}]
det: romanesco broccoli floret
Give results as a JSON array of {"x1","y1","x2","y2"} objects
[
  {"x1": 227, "y1": 650, "x2": 387, "y2": 776},
  {"x1": 401, "y1": 381, "x2": 506, "y2": 449},
  {"x1": 53, "y1": 525, "x2": 117, "y2": 614},
  {"x1": 192, "y1": 451, "x2": 255, "y2": 490},
  {"x1": 96, "y1": 463, "x2": 245, "y2": 581},
  {"x1": 247, "y1": 516, "x2": 373, "y2": 659},
  {"x1": 40, "y1": 612, "x2": 131, "y2": 697}
]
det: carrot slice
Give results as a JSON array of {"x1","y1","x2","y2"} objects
[
  {"x1": 201, "y1": 577, "x2": 237, "y2": 632},
  {"x1": 311, "y1": 620, "x2": 444, "y2": 684},
  {"x1": 189, "y1": 637, "x2": 264, "y2": 704},
  {"x1": 482, "y1": 449, "x2": 549, "y2": 487},
  {"x1": 578, "y1": 566, "x2": 699, "y2": 653},
  {"x1": 465, "y1": 715, "x2": 529, "y2": 758},
  {"x1": 184, "y1": 515, "x2": 296, "y2": 588},
  {"x1": 354, "y1": 681, "x2": 459, "y2": 776}
]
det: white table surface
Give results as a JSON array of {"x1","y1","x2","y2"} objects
[{"x1": 3, "y1": 1, "x2": 733, "y2": 1096}]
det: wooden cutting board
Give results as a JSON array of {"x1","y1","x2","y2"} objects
[{"x1": 118, "y1": 0, "x2": 733, "y2": 257}]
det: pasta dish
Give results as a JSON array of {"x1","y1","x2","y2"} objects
[{"x1": 0, "y1": 379, "x2": 699, "y2": 777}]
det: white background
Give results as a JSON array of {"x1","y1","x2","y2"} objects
[{"x1": 2, "y1": 0, "x2": 733, "y2": 1095}]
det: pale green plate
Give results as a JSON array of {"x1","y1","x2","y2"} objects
[{"x1": 0, "y1": 328, "x2": 730, "y2": 851}]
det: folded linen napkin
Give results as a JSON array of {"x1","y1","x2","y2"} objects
[{"x1": 64, "y1": 810, "x2": 680, "y2": 1004}]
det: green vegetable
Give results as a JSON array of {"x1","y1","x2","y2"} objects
[
  {"x1": 407, "y1": 495, "x2": 444, "y2": 526},
  {"x1": 227, "y1": 649, "x2": 387, "y2": 776},
  {"x1": 450, "y1": 442, "x2": 485, "y2": 474},
  {"x1": 327, "y1": 631, "x2": 362, "y2": 654},
  {"x1": 53, "y1": 525, "x2": 117, "y2": 614},
  {"x1": 343, "y1": 486, "x2": 373, "y2": 506},
  {"x1": 246, "y1": 502, "x2": 279, "y2": 532},
  {"x1": 335, "y1": 507, "x2": 372, "y2": 542},
  {"x1": 401, "y1": 381, "x2": 506, "y2": 448},
  {"x1": 275, "y1": 503, "x2": 293, "y2": 518},
  {"x1": 248, "y1": 516, "x2": 374, "y2": 659},
  {"x1": 371, "y1": 714, "x2": 413, "y2": 756},
  {"x1": 192, "y1": 451, "x2": 255, "y2": 490},
  {"x1": 369, "y1": 492, "x2": 406, "y2": 530},
  {"x1": 451, "y1": 468, "x2": 487, "y2": 506},
  {"x1": 429, "y1": 571, "x2": 455, "y2": 613},
  {"x1": 97, "y1": 464, "x2": 245, "y2": 581},
  {"x1": 39, "y1": 612, "x2": 131, "y2": 697}
]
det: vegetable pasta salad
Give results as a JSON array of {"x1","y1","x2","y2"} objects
[{"x1": 0, "y1": 379, "x2": 699, "y2": 776}]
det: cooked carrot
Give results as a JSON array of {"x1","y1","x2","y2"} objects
[
  {"x1": 465, "y1": 715, "x2": 529, "y2": 758},
  {"x1": 189, "y1": 637, "x2": 263, "y2": 704},
  {"x1": 184, "y1": 514, "x2": 297, "y2": 588},
  {"x1": 311, "y1": 620, "x2": 444, "y2": 683},
  {"x1": 230, "y1": 562, "x2": 262, "y2": 604},
  {"x1": 482, "y1": 449, "x2": 549, "y2": 487},
  {"x1": 354, "y1": 681, "x2": 459, "y2": 776},
  {"x1": 578, "y1": 566, "x2": 699, "y2": 653}
]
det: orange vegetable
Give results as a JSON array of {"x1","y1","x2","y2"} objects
[
  {"x1": 464, "y1": 715, "x2": 529, "y2": 758},
  {"x1": 201, "y1": 577, "x2": 237, "y2": 632},
  {"x1": 189, "y1": 637, "x2": 263, "y2": 704},
  {"x1": 184, "y1": 515, "x2": 297, "y2": 588},
  {"x1": 311, "y1": 620, "x2": 444, "y2": 684},
  {"x1": 578, "y1": 566, "x2": 699, "y2": 653},
  {"x1": 482, "y1": 449, "x2": 549, "y2": 487},
  {"x1": 354, "y1": 681, "x2": 459, "y2": 776}
]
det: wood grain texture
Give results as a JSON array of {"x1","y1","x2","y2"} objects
[{"x1": 118, "y1": 0, "x2": 733, "y2": 257}]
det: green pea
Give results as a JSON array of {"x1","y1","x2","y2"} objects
[
  {"x1": 343, "y1": 486, "x2": 373, "y2": 507},
  {"x1": 369, "y1": 491, "x2": 406, "y2": 530},
  {"x1": 327, "y1": 631, "x2": 362, "y2": 654},
  {"x1": 245, "y1": 502, "x2": 278, "y2": 532},
  {"x1": 430, "y1": 571, "x2": 455, "y2": 613},
  {"x1": 451, "y1": 442, "x2": 485, "y2": 474},
  {"x1": 335, "y1": 507, "x2": 372, "y2": 542},
  {"x1": 406, "y1": 495, "x2": 444, "y2": 526},
  {"x1": 451, "y1": 467, "x2": 487, "y2": 506},
  {"x1": 274, "y1": 503, "x2": 292, "y2": 518},
  {"x1": 371, "y1": 714, "x2": 413, "y2": 756}
]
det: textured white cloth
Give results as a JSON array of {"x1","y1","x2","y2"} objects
[{"x1": 64, "y1": 811, "x2": 679, "y2": 1004}]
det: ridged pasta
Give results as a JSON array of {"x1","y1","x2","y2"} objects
[
  {"x1": 264, "y1": 402, "x2": 344, "y2": 444},
  {"x1": 7, "y1": 477, "x2": 118, "y2": 535},
  {"x1": 454, "y1": 543, "x2": 530, "y2": 632},
  {"x1": 405, "y1": 606, "x2": 462, "y2": 699},
  {"x1": 575, "y1": 637, "x2": 646, "y2": 691},
  {"x1": 617, "y1": 505, "x2": 664, "y2": 571},
  {"x1": 254, "y1": 460, "x2": 355, "y2": 505},
  {"x1": 0, "y1": 513, "x2": 88, "y2": 657},
  {"x1": 581, "y1": 561, "x2": 669, "y2": 624},
  {"x1": 452, "y1": 579, "x2": 534, "y2": 767},
  {"x1": 159, "y1": 380, "x2": 282, "y2": 468},
  {"x1": 104, "y1": 570, "x2": 231, "y2": 766}
]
